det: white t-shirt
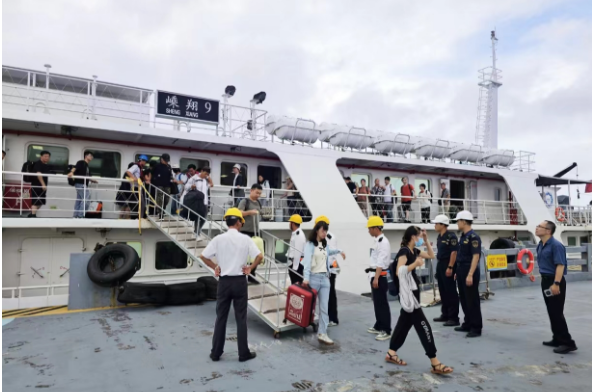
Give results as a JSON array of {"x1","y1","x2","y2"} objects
[
  {"x1": 181, "y1": 175, "x2": 209, "y2": 205},
  {"x1": 370, "y1": 234, "x2": 392, "y2": 270},
  {"x1": 201, "y1": 229, "x2": 262, "y2": 276},
  {"x1": 418, "y1": 190, "x2": 432, "y2": 208},
  {"x1": 384, "y1": 184, "x2": 394, "y2": 203},
  {"x1": 287, "y1": 228, "x2": 306, "y2": 269},
  {"x1": 126, "y1": 164, "x2": 142, "y2": 188},
  {"x1": 176, "y1": 173, "x2": 188, "y2": 194}
]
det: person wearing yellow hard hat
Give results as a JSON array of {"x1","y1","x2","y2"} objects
[
  {"x1": 301, "y1": 216, "x2": 346, "y2": 345},
  {"x1": 365, "y1": 216, "x2": 392, "y2": 341},
  {"x1": 287, "y1": 214, "x2": 306, "y2": 284},
  {"x1": 200, "y1": 207, "x2": 261, "y2": 363}
]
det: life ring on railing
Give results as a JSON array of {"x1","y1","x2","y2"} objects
[
  {"x1": 516, "y1": 249, "x2": 534, "y2": 275},
  {"x1": 555, "y1": 207, "x2": 566, "y2": 222}
]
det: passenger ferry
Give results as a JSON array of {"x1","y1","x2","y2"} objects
[{"x1": 2, "y1": 63, "x2": 591, "y2": 326}]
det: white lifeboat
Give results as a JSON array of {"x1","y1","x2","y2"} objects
[
  {"x1": 481, "y1": 149, "x2": 515, "y2": 166},
  {"x1": 372, "y1": 133, "x2": 418, "y2": 155},
  {"x1": 318, "y1": 123, "x2": 378, "y2": 149},
  {"x1": 412, "y1": 138, "x2": 456, "y2": 159},
  {"x1": 265, "y1": 115, "x2": 320, "y2": 144},
  {"x1": 447, "y1": 143, "x2": 485, "y2": 162}
]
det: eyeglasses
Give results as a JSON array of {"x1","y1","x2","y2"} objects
[{"x1": 536, "y1": 225, "x2": 551, "y2": 230}]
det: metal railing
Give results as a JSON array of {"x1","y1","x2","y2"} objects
[
  {"x1": 353, "y1": 193, "x2": 528, "y2": 225},
  {"x1": 552, "y1": 205, "x2": 592, "y2": 226}
]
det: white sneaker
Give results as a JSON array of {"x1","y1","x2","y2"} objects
[
  {"x1": 328, "y1": 321, "x2": 338, "y2": 327},
  {"x1": 317, "y1": 334, "x2": 334, "y2": 345},
  {"x1": 367, "y1": 327, "x2": 380, "y2": 334},
  {"x1": 375, "y1": 332, "x2": 391, "y2": 341}
]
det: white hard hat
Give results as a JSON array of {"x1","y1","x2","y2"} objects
[
  {"x1": 453, "y1": 210, "x2": 474, "y2": 221},
  {"x1": 431, "y1": 215, "x2": 450, "y2": 225},
  {"x1": 233, "y1": 163, "x2": 242, "y2": 169}
]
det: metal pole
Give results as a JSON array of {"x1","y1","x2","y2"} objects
[{"x1": 568, "y1": 180, "x2": 571, "y2": 224}]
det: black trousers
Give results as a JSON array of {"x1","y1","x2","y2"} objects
[
  {"x1": 541, "y1": 275, "x2": 575, "y2": 347},
  {"x1": 390, "y1": 290, "x2": 437, "y2": 358},
  {"x1": 288, "y1": 262, "x2": 304, "y2": 285},
  {"x1": 211, "y1": 276, "x2": 250, "y2": 359},
  {"x1": 329, "y1": 273, "x2": 339, "y2": 324},
  {"x1": 421, "y1": 207, "x2": 430, "y2": 223},
  {"x1": 456, "y1": 265, "x2": 482, "y2": 332},
  {"x1": 436, "y1": 260, "x2": 459, "y2": 322},
  {"x1": 371, "y1": 275, "x2": 391, "y2": 334}
]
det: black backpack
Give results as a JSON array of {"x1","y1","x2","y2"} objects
[
  {"x1": 65, "y1": 164, "x2": 76, "y2": 186},
  {"x1": 21, "y1": 161, "x2": 35, "y2": 183}
]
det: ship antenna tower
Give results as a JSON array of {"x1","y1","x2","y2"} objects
[{"x1": 475, "y1": 30, "x2": 502, "y2": 149}]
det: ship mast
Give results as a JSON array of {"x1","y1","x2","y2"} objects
[{"x1": 475, "y1": 30, "x2": 503, "y2": 149}]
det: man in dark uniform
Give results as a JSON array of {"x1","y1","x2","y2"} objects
[
  {"x1": 432, "y1": 214, "x2": 460, "y2": 326},
  {"x1": 452, "y1": 210, "x2": 483, "y2": 337}
]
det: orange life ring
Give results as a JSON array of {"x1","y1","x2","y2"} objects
[
  {"x1": 555, "y1": 207, "x2": 566, "y2": 222},
  {"x1": 516, "y1": 249, "x2": 534, "y2": 275}
]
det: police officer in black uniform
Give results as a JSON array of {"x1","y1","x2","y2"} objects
[
  {"x1": 452, "y1": 211, "x2": 483, "y2": 337},
  {"x1": 432, "y1": 215, "x2": 460, "y2": 326}
]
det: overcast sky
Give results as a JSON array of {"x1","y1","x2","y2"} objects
[{"x1": 3, "y1": 0, "x2": 591, "y2": 204}]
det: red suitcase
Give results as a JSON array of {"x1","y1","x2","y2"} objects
[{"x1": 284, "y1": 283, "x2": 318, "y2": 332}]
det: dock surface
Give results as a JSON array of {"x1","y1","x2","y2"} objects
[{"x1": 3, "y1": 282, "x2": 592, "y2": 391}]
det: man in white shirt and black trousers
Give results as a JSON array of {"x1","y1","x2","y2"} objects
[
  {"x1": 366, "y1": 216, "x2": 392, "y2": 341},
  {"x1": 200, "y1": 208, "x2": 262, "y2": 362},
  {"x1": 287, "y1": 214, "x2": 306, "y2": 284}
]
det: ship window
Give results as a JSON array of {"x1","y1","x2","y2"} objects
[
  {"x1": 2, "y1": 68, "x2": 29, "y2": 85},
  {"x1": 106, "y1": 241, "x2": 142, "y2": 269},
  {"x1": 257, "y1": 165, "x2": 281, "y2": 189},
  {"x1": 84, "y1": 150, "x2": 121, "y2": 178},
  {"x1": 33, "y1": 73, "x2": 47, "y2": 88},
  {"x1": 180, "y1": 158, "x2": 210, "y2": 172},
  {"x1": 567, "y1": 237, "x2": 576, "y2": 246},
  {"x1": 274, "y1": 239, "x2": 289, "y2": 264},
  {"x1": 415, "y1": 179, "x2": 431, "y2": 192},
  {"x1": 155, "y1": 242, "x2": 188, "y2": 270},
  {"x1": 580, "y1": 236, "x2": 588, "y2": 246},
  {"x1": 221, "y1": 162, "x2": 247, "y2": 186},
  {"x1": 134, "y1": 154, "x2": 161, "y2": 170},
  {"x1": 494, "y1": 188, "x2": 502, "y2": 201},
  {"x1": 26, "y1": 144, "x2": 69, "y2": 174},
  {"x1": 351, "y1": 173, "x2": 370, "y2": 189},
  {"x1": 95, "y1": 83, "x2": 143, "y2": 103}
]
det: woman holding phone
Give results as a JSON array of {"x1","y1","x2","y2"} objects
[
  {"x1": 302, "y1": 216, "x2": 346, "y2": 345},
  {"x1": 385, "y1": 226, "x2": 453, "y2": 375}
]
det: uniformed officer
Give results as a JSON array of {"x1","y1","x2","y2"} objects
[
  {"x1": 327, "y1": 230, "x2": 341, "y2": 327},
  {"x1": 365, "y1": 216, "x2": 392, "y2": 341},
  {"x1": 287, "y1": 214, "x2": 306, "y2": 284},
  {"x1": 432, "y1": 215, "x2": 460, "y2": 326},
  {"x1": 452, "y1": 210, "x2": 483, "y2": 337},
  {"x1": 200, "y1": 208, "x2": 263, "y2": 362}
]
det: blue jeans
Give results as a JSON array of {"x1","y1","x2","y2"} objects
[
  {"x1": 74, "y1": 183, "x2": 90, "y2": 218},
  {"x1": 309, "y1": 273, "x2": 331, "y2": 335},
  {"x1": 170, "y1": 194, "x2": 180, "y2": 215}
]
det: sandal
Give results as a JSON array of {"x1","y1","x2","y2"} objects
[
  {"x1": 385, "y1": 352, "x2": 407, "y2": 366},
  {"x1": 431, "y1": 362, "x2": 453, "y2": 375}
]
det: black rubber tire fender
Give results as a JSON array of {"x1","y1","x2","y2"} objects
[
  {"x1": 197, "y1": 276, "x2": 218, "y2": 300},
  {"x1": 87, "y1": 244, "x2": 140, "y2": 287},
  {"x1": 166, "y1": 281, "x2": 206, "y2": 305}
]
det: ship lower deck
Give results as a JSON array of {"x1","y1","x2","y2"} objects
[{"x1": 3, "y1": 282, "x2": 592, "y2": 392}]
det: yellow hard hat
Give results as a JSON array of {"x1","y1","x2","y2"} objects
[
  {"x1": 367, "y1": 215, "x2": 384, "y2": 228},
  {"x1": 223, "y1": 207, "x2": 245, "y2": 223},
  {"x1": 315, "y1": 215, "x2": 330, "y2": 225},
  {"x1": 288, "y1": 214, "x2": 303, "y2": 225}
]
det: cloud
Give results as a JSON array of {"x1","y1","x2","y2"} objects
[{"x1": 2, "y1": 0, "x2": 591, "y2": 204}]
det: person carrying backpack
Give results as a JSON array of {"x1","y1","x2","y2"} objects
[
  {"x1": 67, "y1": 151, "x2": 98, "y2": 218},
  {"x1": 238, "y1": 184, "x2": 263, "y2": 283},
  {"x1": 418, "y1": 183, "x2": 432, "y2": 223}
]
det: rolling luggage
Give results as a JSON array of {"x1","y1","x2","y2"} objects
[{"x1": 284, "y1": 283, "x2": 318, "y2": 332}]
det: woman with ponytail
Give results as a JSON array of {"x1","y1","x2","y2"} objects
[
  {"x1": 301, "y1": 216, "x2": 346, "y2": 345},
  {"x1": 385, "y1": 226, "x2": 454, "y2": 375}
]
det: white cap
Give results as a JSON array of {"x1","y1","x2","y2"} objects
[
  {"x1": 233, "y1": 163, "x2": 241, "y2": 169},
  {"x1": 452, "y1": 210, "x2": 474, "y2": 221},
  {"x1": 431, "y1": 214, "x2": 450, "y2": 225}
]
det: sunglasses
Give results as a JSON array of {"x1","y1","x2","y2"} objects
[{"x1": 536, "y1": 225, "x2": 551, "y2": 230}]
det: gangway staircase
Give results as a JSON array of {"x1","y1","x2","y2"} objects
[{"x1": 143, "y1": 185, "x2": 303, "y2": 338}]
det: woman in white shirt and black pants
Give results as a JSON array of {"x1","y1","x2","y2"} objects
[{"x1": 302, "y1": 216, "x2": 346, "y2": 345}]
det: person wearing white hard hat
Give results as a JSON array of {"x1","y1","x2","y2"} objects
[
  {"x1": 451, "y1": 210, "x2": 483, "y2": 338},
  {"x1": 230, "y1": 163, "x2": 245, "y2": 206},
  {"x1": 432, "y1": 215, "x2": 460, "y2": 326}
]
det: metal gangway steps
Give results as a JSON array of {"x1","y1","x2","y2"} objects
[{"x1": 143, "y1": 184, "x2": 306, "y2": 338}]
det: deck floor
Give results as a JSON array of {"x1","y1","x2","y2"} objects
[{"x1": 3, "y1": 282, "x2": 592, "y2": 392}]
